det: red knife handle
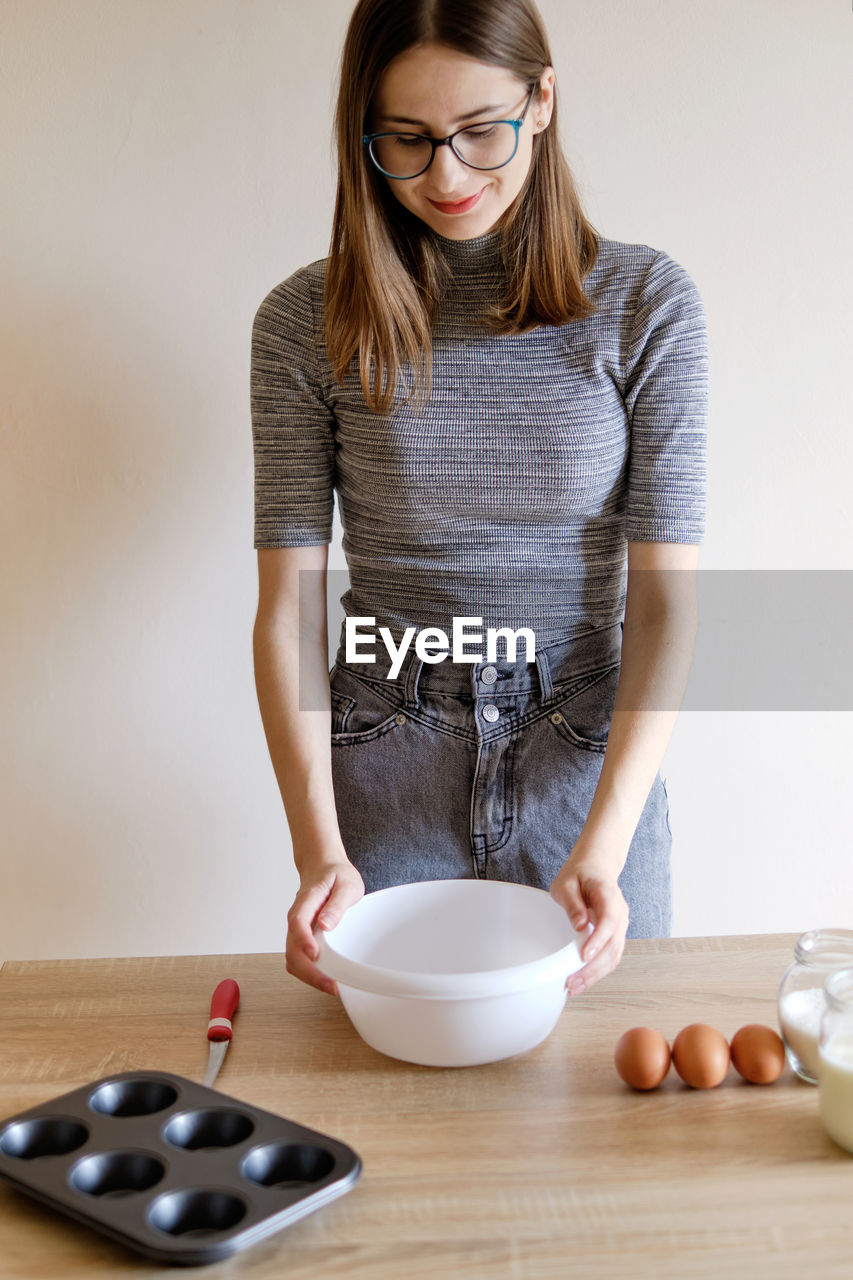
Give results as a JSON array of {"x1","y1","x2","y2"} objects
[{"x1": 208, "y1": 978, "x2": 240, "y2": 1042}]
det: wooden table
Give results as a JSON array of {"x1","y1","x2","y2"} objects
[{"x1": 1, "y1": 936, "x2": 852, "y2": 1279}]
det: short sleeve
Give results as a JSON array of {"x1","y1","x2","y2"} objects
[
  {"x1": 250, "y1": 266, "x2": 336, "y2": 547},
  {"x1": 622, "y1": 251, "x2": 709, "y2": 543}
]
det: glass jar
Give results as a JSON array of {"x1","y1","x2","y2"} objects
[
  {"x1": 818, "y1": 967, "x2": 853, "y2": 1154},
  {"x1": 777, "y1": 929, "x2": 853, "y2": 1083}
]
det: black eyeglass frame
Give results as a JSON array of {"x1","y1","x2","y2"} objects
[{"x1": 362, "y1": 84, "x2": 538, "y2": 180}]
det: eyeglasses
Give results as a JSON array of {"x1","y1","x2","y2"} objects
[{"x1": 363, "y1": 85, "x2": 536, "y2": 180}]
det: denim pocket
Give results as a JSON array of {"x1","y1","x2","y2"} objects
[
  {"x1": 546, "y1": 662, "x2": 620, "y2": 753},
  {"x1": 661, "y1": 774, "x2": 673, "y2": 838},
  {"x1": 329, "y1": 665, "x2": 408, "y2": 745},
  {"x1": 330, "y1": 687, "x2": 356, "y2": 733}
]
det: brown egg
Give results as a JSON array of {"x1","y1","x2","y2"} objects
[
  {"x1": 614, "y1": 1026, "x2": 672, "y2": 1090},
  {"x1": 671, "y1": 1023, "x2": 730, "y2": 1088},
  {"x1": 730, "y1": 1024, "x2": 786, "y2": 1084}
]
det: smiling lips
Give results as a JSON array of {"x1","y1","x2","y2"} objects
[{"x1": 427, "y1": 188, "x2": 485, "y2": 215}]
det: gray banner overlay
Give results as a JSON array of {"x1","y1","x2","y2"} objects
[{"x1": 292, "y1": 570, "x2": 853, "y2": 711}]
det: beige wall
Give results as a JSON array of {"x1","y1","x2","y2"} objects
[{"x1": 2, "y1": 0, "x2": 850, "y2": 959}]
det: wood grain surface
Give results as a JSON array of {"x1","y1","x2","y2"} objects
[{"x1": 1, "y1": 935, "x2": 852, "y2": 1279}]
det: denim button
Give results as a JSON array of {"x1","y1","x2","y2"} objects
[
  {"x1": 395, "y1": 713, "x2": 407, "y2": 726},
  {"x1": 481, "y1": 665, "x2": 498, "y2": 685},
  {"x1": 550, "y1": 712, "x2": 563, "y2": 724},
  {"x1": 482, "y1": 704, "x2": 500, "y2": 723}
]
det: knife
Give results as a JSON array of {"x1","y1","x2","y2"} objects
[{"x1": 203, "y1": 979, "x2": 240, "y2": 1088}]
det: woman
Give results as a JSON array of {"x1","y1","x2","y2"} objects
[{"x1": 251, "y1": 0, "x2": 707, "y2": 1000}]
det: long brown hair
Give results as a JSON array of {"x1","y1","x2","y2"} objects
[{"x1": 326, "y1": 0, "x2": 600, "y2": 414}]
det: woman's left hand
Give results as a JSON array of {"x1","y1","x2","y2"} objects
[{"x1": 549, "y1": 847, "x2": 630, "y2": 995}]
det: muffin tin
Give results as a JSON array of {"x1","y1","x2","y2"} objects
[{"x1": 0, "y1": 1070, "x2": 361, "y2": 1265}]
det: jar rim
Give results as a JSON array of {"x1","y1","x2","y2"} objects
[
  {"x1": 825, "y1": 966, "x2": 853, "y2": 1011},
  {"x1": 794, "y1": 929, "x2": 853, "y2": 967}
]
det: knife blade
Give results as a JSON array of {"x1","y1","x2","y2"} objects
[{"x1": 203, "y1": 978, "x2": 240, "y2": 1088}]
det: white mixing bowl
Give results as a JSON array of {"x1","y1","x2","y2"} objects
[{"x1": 315, "y1": 879, "x2": 589, "y2": 1067}]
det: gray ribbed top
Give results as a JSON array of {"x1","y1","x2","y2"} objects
[{"x1": 251, "y1": 228, "x2": 708, "y2": 645}]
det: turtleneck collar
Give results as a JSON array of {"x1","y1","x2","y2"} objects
[{"x1": 427, "y1": 225, "x2": 505, "y2": 274}]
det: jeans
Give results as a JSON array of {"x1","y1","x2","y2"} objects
[{"x1": 329, "y1": 620, "x2": 672, "y2": 939}]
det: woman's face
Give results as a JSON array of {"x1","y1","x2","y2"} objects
[{"x1": 369, "y1": 42, "x2": 554, "y2": 241}]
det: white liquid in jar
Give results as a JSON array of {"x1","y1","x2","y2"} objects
[
  {"x1": 818, "y1": 1041, "x2": 853, "y2": 1154},
  {"x1": 778, "y1": 987, "x2": 826, "y2": 1080}
]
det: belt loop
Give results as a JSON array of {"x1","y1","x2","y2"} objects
[
  {"x1": 403, "y1": 650, "x2": 424, "y2": 710},
  {"x1": 535, "y1": 648, "x2": 553, "y2": 705}
]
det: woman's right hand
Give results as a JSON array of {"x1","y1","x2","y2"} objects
[{"x1": 285, "y1": 857, "x2": 365, "y2": 996}]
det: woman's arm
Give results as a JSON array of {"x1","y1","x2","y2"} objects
[
  {"x1": 550, "y1": 540, "x2": 699, "y2": 991},
  {"x1": 253, "y1": 546, "x2": 364, "y2": 994}
]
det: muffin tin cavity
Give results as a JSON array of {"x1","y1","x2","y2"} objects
[
  {"x1": 0, "y1": 1116, "x2": 89, "y2": 1160},
  {"x1": 70, "y1": 1150, "x2": 165, "y2": 1198},
  {"x1": 0, "y1": 1071, "x2": 361, "y2": 1265},
  {"x1": 242, "y1": 1141, "x2": 335, "y2": 1189},
  {"x1": 148, "y1": 1188, "x2": 248, "y2": 1238},
  {"x1": 163, "y1": 1107, "x2": 254, "y2": 1151},
  {"x1": 89, "y1": 1078, "x2": 178, "y2": 1117}
]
